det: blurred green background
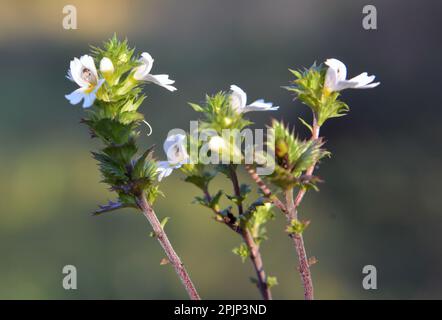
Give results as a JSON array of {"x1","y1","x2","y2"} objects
[{"x1": 1, "y1": 0, "x2": 441, "y2": 299}]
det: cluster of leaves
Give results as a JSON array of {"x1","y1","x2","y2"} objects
[
  {"x1": 189, "y1": 92, "x2": 252, "y2": 133},
  {"x1": 285, "y1": 64, "x2": 349, "y2": 126},
  {"x1": 82, "y1": 36, "x2": 161, "y2": 212},
  {"x1": 265, "y1": 120, "x2": 329, "y2": 190}
]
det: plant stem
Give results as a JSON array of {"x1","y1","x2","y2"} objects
[
  {"x1": 228, "y1": 166, "x2": 272, "y2": 300},
  {"x1": 285, "y1": 188, "x2": 314, "y2": 300},
  {"x1": 245, "y1": 164, "x2": 287, "y2": 214},
  {"x1": 293, "y1": 117, "x2": 320, "y2": 209},
  {"x1": 135, "y1": 194, "x2": 201, "y2": 300},
  {"x1": 285, "y1": 116, "x2": 320, "y2": 300},
  {"x1": 241, "y1": 228, "x2": 272, "y2": 300}
]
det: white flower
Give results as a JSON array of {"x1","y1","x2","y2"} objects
[
  {"x1": 65, "y1": 55, "x2": 105, "y2": 108},
  {"x1": 156, "y1": 134, "x2": 189, "y2": 181},
  {"x1": 133, "y1": 52, "x2": 177, "y2": 92},
  {"x1": 100, "y1": 57, "x2": 114, "y2": 75},
  {"x1": 324, "y1": 58, "x2": 380, "y2": 92},
  {"x1": 208, "y1": 136, "x2": 227, "y2": 152},
  {"x1": 230, "y1": 85, "x2": 279, "y2": 113}
]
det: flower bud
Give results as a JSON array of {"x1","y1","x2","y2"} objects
[
  {"x1": 275, "y1": 139, "x2": 288, "y2": 158},
  {"x1": 208, "y1": 136, "x2": 227, "y2": 152},
  {"x1": 100, "y1": 57, "x2": 114, "y2": 76}
]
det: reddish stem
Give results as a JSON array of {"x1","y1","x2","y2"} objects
[
  {"x1": 136, "y1": 194, "x2": 200, "y2": 300},
  {"x1": 229, "y1": 166, "x2": 272, "y2": 300},
  {"x1": 285, "y1": 116, "x2": 320, "y2": 300},
  {"x1": 285, "y1": 189, "x2": 314, "y2": 300}
]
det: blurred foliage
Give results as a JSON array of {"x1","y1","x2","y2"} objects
[{"x1": 1, "y1": 0, "x2": 442, "y2": 299}]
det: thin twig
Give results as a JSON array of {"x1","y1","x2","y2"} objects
[
  {"x1": 245, "y1": 116, "x2": 320, "y2": 300},
  {"x1": 135, "y1": 194, "x2": 200, "y2": 300},
  {"x1": 292, "y1": 117, "x2": 321, "y2": 211},
  {"x1": 285, "y1": 188, "x2": 314, "y2": 300},
  {"x1": 228, "y1": 166, "x2": 272, "y2": 300},
  {"x1": 245, "y1": 164, "x2": 287, "y2": 214},
  {"x1": 284, "y1": 116, "x2": 320, "y2": 300}
]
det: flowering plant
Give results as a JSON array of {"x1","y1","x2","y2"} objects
[
  {"x1": 157, "y1": 60, "x2": 379, "y2": 299},
  {"x1": 66, "y1": 36, "x2": 379, "y2": 300},
  {"x1": 65, "y1": 36, "x2": 199, "y2": 300}
]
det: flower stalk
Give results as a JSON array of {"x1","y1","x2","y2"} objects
[
  {"x1": 228, "y1": 166, "x2": 272, "y2": 300},
  {"x1": 285, "y1": 188, "x2": 314, "y2": 300},
  {"x1": 135, "y1": 193, "x2": 200, "y2": 300},
  {"x1": 65, "y1": 36, "x2": 199, "y2": 300},
  {"x1": 247, "y1": 59, "x2": 379, "y2": 299}
]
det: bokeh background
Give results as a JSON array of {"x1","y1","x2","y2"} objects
[{"x1": 1, "y1": 0, "x2": 441, "y2": 299}]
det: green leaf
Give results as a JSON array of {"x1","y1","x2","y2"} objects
[
  {"x1": 149, "y1": 215, "x2": 170, "y2": 236},
  {"x1": 241, "y1": 202, "x2": 274, "y2": 244},
  {"x1": 232, "y1": 243, "x2": 250, "y2": 263},
  {"x1": 132, "y1": 146, "x2": 155, "y2": 179},
  {"x1": 267, "y1": 276, "x2": 278, "y2": 288},
  {"x1": 160, "y1": 216, "x2": 170, "y2": 229},
  {"x1": 298, "y1": 117, "x2": 313, "y2": 133},
  {"x1": 91, "y1": 151, "x2": 128, "y2": 184},
  {"x1": 188, "y1": 102, "x2": 205, "y2": 112},
  {"x1": 183, "y1": 170, "x2": 217, "y2": 191},
  {"x1": 86, "y1": 118, "x2": 138, "y2": 145},
  {"x1": 103, "y1": 141, "x2": 137, "y2": 165},
  {"x1": 286, "y1": 219, "x2": 311, "y2": 235}
]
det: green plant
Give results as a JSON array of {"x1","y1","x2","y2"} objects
[{"x1": 64, "y1": 36, "x2": 199, "y2": 300}]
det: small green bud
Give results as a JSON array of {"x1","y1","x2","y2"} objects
[{"x1": 275, "y1": 139, "x2": 288, "y2": 158}]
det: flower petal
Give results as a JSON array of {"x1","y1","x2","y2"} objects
[
  {"x1": 230, "y1": 85, "x2": 247, "y2": 112},
  {"x1": 156, "y1": 161, "x2": 178, "y2": 182},
  {"x1": 243, "y1": 99, "x2": 279, "y2": 112},
  {"x1": 80, "y1": 55, "x2": 98, "y2": 80},
  {"x1": 82, "y1": 92, "x2": 96, "y2": 108},
  {"x1": 142, "y1": 74, "x2": 177, "y2": 91},
  {"x1": 355, "y1": 82, "x2": 380, "y2": 89},
  {"x1": 134, "y1": 52, "x2": 155, "y2": 80},
  {"x1": 68, "y1": 58, "x2": 88, "y2": 87},
  {"x1": 325, "y1": 58, "x2": 347, "y2": 82},
  {"x1": 65, "y1": 87, "x2": 86, "y2": 105},
  {"x1": 163, "y1": 134, "x2": 189, "y2": 164},
  {"x1": 324, "y1": 65, "x2": 339, "y2": 91}
]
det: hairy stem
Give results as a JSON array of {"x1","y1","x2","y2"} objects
[
  {"x1": 229, "y1": 166, "x2": 272, "y2": 300},
  {"x1": 285, "y1": 116, "x2": 320, "y2": 300},
  {"x1": 135, "y1": 194, "x2": 200, "y2": 300},
  {"x1": 285, "y1": 188, "x2": 314, "y2": 300},
  {"x1": 245, "y1": 164, "x2": 287, "y2": 214}
]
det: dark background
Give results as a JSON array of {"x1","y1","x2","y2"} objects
[{"x1": 0, "y1": 0, "x2": 441, "y2": 299}]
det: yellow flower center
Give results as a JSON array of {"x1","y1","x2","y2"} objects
[{"x1": 323, "y1": 87, "x2": 332, "y2": 97}]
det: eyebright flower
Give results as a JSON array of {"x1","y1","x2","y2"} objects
[
  {"x1": 324, "y1": 58, "x2": 380, "y2": 93},
  {"x1": 157, "y1": 134, "x2": 189, "y2": 181},
  {"x1": 229, "y1": 85, "x2": 279, "y2": 113},
  {"x1": 65, "y1": 55, "x2": 105, "y2": 108},
  {"x1": 133, "y1": 52, "x2": 177, "y2": 92}
]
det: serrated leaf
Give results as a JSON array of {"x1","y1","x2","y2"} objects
[
  {"x1": 267, "y1": 276, "x2": 278, "y2": 288},
  {"x1": 188, "y1": 102, "x2": 205, "y2": 112},
  {"x1": 298, "y1": 117, "x2": 313, "y2": 133},
  {"x1": 232, "y1": 243, "x2": 250, "y2": 263},
  {"x1": 286, "y1": 219, "x2": 310, "y2": 235}
]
